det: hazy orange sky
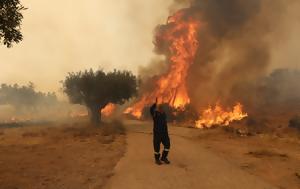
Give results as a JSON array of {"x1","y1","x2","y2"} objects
[
  {"x1": 0, "y1": 0, "x2": 173, "y2": 93},
  {"x1": 0, "y1": 0, "x2": 299, "y2": 95}
]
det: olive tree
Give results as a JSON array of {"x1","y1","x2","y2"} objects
[{"x1": 63, "y1": 69, "x2": 137, "y2": 124}]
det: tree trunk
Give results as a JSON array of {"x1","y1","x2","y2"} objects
[{"x1": 88, "y1": 105, "x2": 101, "y2": 126}]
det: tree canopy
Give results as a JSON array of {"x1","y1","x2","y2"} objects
[
  {"x1": 63, "y1": 69, "x2": 138, "y2": 124},
  {"x1": 0, "y1": 0, "x2": 25, "y2": 47}
]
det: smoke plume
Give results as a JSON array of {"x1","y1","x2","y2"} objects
[
  {"x1": 139, "y1": 0, "x2": 300, "y2": 114},
  {"x1": 185, "y1": 0, "x2": 282, "y2": 109}
]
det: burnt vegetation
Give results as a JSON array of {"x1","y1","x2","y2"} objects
[
  {"x1": 63, "y1": 69, "x2": 138, "y2": 125},
  {"x1": 139, "y1": 103, "x2": 198, "y2": 123},
  {"x1": 0, "y1": 0, "x2": 25, "y2": 47}
]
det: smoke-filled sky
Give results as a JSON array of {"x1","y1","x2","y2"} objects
[
  {"x1": 0, "y1": 0, "x2": 299, "y2": 97},
  {"x1": 0, "y1": 0, "x2": 173, "y2": 93},
  {"x1": 124, "y1": 0, "x2": 300, "y2": 115}
]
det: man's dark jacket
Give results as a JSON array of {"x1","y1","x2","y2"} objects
[{"x1": 150, "y1": 103, "x2": 168, "y2": 133}]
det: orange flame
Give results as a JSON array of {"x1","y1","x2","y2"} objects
[
  {"x1": 101, "y1": 103, "x2": 116, "y2": 117},
  {"x1": 124, "y1": 9, "x2": 248, "y2": 127},
  {"x1": 195, "y1": 103, "x2": 248, "y2": 129},
  {"x1": 125, "y1": 10, "x2": 200, "y2": 118}
]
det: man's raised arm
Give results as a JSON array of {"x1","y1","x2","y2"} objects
[{"x1": 150, "y1": 98, "x2": 158, "y2": 117}]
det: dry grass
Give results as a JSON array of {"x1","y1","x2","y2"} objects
[
  {"x1": 102, "y1": 120, "x2": 126, "y2": 136},
  {"x1": 195, "y1": 124, "x2": 300, "y2": 189},
  {"x1": 0, "y1": 120, "x2": 126, "y2": 189},
  {"x1": 247, "y1": 149, "x2": 289, "y2": 158},
  {"x1": 289, "y1": 115, "x2": 300, "y2": 130},
  {"x1": 22, "y1": 132, "x2": 42, "y2": 138}
]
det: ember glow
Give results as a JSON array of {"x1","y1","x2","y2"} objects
[
  {"x1": 70, "y1": 112, "x2": 88, "y2": 118},
  {"x1": 195, "y1": 103, "x2": 248, "y2": 129},
  {"x1": 101, "y1": 103, "x2": 116, "y2": 117},
  {"x1": 2, "y1": 117, "x2": 33, "y2": 123},
  {"x1": 125, "y1": 10, "x2": 200, "y2": 118}
]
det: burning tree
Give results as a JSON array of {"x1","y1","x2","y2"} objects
[
  {"x1": 124, "y1": 7, "x2": 249, "y2": 128},
  {"x1": 0, "y1": 0, "x2": 26, "y2": 47},
  {"x1": 124, "y1": 10, "x2": 200, "y2": 118},
  {"x1": 63, "y1": 69, "x2": 137, "y2": 124}
]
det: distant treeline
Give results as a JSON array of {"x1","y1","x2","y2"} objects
[{"x1": 0, "y1": 82, "x2": 58, "y2": 112}]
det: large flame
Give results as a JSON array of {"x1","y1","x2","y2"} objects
[
  {"x1": 195, "y1": 103, "x2": 248, "y2": 129},
  {"x1": 69, "y1": 103, "x2": 116, "y2": 119},
  {"x1": 101, "y1": 103, "x2": 116, "y2": 117},
  {"x1": 124, "y1": 9, "x2": 248, "y2": 128},
  {"x1": 125, "y1": 10, "x2": 200, "y2": 118}
]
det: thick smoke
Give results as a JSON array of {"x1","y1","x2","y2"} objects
[
  {"x1": 139, "y1": 0, "x2": 300, "y2": 115},
  {"x1": 243, "y1": 69, "x2": 300, "y2": 112},
  {"x1": 186, "y1": 0, "x2": 282, "y2": 109}
]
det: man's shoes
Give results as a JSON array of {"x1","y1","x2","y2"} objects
[
  {"x1": 161, "y1": 150, "x2": 170, "y2": 164},
  {"x1": 154, "y1": 153, "x2": 162, "y2": 165},
  {"x1": 160, "y1": 157, "x2": 170, "y2": 164},
  {"x1": 155, "y1": 159, "x2": 162, "y2": 165}
]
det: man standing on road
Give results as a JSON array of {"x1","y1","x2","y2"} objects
[{"x1": 150, "y1": 98, "x2": 171, "y2": 165}]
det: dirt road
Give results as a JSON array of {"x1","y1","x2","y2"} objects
[{"x1": 105, "y1": 121, "x2": 277, "y2": 189}]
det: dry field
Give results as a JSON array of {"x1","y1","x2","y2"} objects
[
  {"x1": 1, "y1": 115, "x2": 300, "y2": 189},
  {"x1": 194, "y1": 114, "x2": 300, "y2": 189},
  {"x1": 0, "y1": 121, "x2": 126, "y2": 189}
]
